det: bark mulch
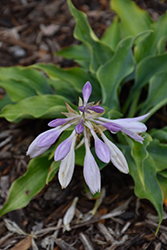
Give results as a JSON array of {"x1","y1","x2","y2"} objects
[{"x1": 0, "y1": 1, "x2": 167, "y2": 249}]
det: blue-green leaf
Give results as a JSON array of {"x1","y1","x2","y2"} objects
[
  {"x1": 32, "y1": 64, "x2": 102, "y2": 101},
  {"x1": 140, "y1": 72, "x2": 167, "y2": 116},
  {"x1": 111, "y1": 0, "x2": 153, "y2": 38},
  {"x1": 149, "y1": 127, "x2": 167, "y2": 143},
  {"x1": 126, "y1": 54, "x2": 167, "y2": 114},
  {"x1": 67, "y1": 0, "x2": 114, "y2": 72},
  {"x1": 57, "y1": 44, "x2": 90, "y2": 69},
  {"x1": 97, "y1": 36, "x2": 135, "y2": 110},
  {"x1": 0, "y1": 66, "x2": 52, "y2": 97},
  {"x1": 147, "y1": 139, "x2": 167, "y2": 172},
  {"x1": 0, "y1": 156, "x2": 52, "y2": 216},
  {"x1": 101, "y1": 17, "x2": 121, "y2": 50},
  {"x1": 125, "y1": 134, "x2": 163, "y2": 226},
  {"x1": 0, "y1": 94, "x2": 76, "y2": 122},
  {"x1": 135, "y1": 12, "x2": 167, "y2": 62}
]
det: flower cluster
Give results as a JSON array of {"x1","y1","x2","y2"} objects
[{"x1": 27, "y1": 81, "x2": 148, "y2": 194}]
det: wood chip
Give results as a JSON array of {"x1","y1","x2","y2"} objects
[
  {"x1": 79, "y1": 232, "x2": 94, "y2": 250},
  {"x1": 54, "y1": 239, "x2": 77, "y2": 250},
  {"x1": 97, "y1": 223, "x2": 115, "y2": 242},
  {"x1": 106, "y1": 235, "x2": 128, "y2": 250},
  {"x1": 155, "y1": 242, "x2": 162, "y2": 250},
  {"x1": 0, "y1": 36, "x2": 36, "y2": 51},
  {"x1": 0, "y1": 232, "x2": 13, "y2": 246}
]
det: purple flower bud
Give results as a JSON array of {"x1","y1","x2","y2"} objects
[
  {"x1": 58, "y1": 137, "x2": 76, "y2": 188},
  {"x1": 75, "y1": 121, "x2": 84, "y2": 134},
  {"x1": 91, "y1": 130, "x2": 110, "y2": 163},
  {"x1": 88, "y1": 105, "x2": 105, "y2": 113},
  {"x1": 84, "y1": 146, "x2": 101, "y2": 194},
  {"x1": 82, "y1": 81, "x2": 92, "y2": 106},
  {"x1": 37, "y1": 124, "x2": 70, "y2": 148},
  {"x1": 54, "y1": 130, "x2": 76, "y2": 161},
  {"x1": 48, "y1": 118, "x2": 73, "y2": 127},
  {"x1": 26, "y1": 134, "x2": 50, "y2": 158},
  {"x1": 78, "y1": 105, "x2": 90, "y2": 113},
  {"x1": 37, "y1": 128, "x2": 62, "y2": 148},
  {"x1": 78, "y1": 105, "x2": 86, "y2": 112}
]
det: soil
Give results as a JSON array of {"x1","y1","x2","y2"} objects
[{"x1": 0, "y1": 1, "x2": 167, "y2": 249}]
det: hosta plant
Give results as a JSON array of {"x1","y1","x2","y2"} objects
[{"x1": 0, "y1": 0, "x2": 167, "y2": 231}]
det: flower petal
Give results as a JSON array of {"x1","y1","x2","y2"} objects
[
  {"x1": 98, "y1": 114, "x2": 148, "y2": 143},
  {"x1": 114, "y1": 121, "x2": 147, "y2": 133},
  {"x1": 101, "y1": 122, "x2": 121, "y2": 133},
  {"x1": 82, "y1": 81, "x2": 92, "y2": 106},
  {"x1": 116, "y1": 113, "x2": 149, "y2": 122},
  {"x1": 121, "y1": 128, "x2": 145, "y2": 143},
  {"x1": 101, "y1": 132, "x2": 129, "y2": 174},
  {"x1": 63, "y1": 197, "x2": 78, "y2": 232},
  {"x1": 54, "y1": 130, "x2": 76, "y2": 161},
  {"x1": 27, "y1": 127, "x2": 60, "y2": 156},
  {"x1": 37, "y1": 124, "x2": 70, "y2": 148},
  {"x1": 58, "y1": 136, "x2": 76, "y2": 188},
  {"x1": 84, "y1": 145, "x2": 101, "y2": 194},
  {"x1": 91, "y1": 130, "x2": 110, "y2": 163},
  {"x1": 26, "y1": 135, "x2": 50, "y2": 158}
]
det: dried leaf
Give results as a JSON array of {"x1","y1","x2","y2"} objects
[
  {"x1": 63, "y1": 197, "x2": 78, "y2": 232},
  {"x1": 4, "y1": 219, "x2": 27, "y2": 236}
]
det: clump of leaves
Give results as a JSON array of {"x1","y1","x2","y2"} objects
[{"x1": 0, "y1": 0, "x2": 167, "y2": 231}]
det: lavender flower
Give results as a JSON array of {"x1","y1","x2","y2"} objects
[{"x1": 27, "y1": 81, "x2": 149, "y2": 194}]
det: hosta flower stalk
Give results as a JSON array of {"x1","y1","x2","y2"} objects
[{"x1": 27, "y1": 81, "x2": 149, "y2": 194}]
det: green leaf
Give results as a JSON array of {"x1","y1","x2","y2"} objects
[
  {"x1": 158, "y1": 170, "x2": 167, "y2": 178},
  {"x1": 97, "y1": 36, "x2": 135, "y2": 110},
  {"x1": 32, "y1": 64, "x2": 102, "y2": 101},
  {"x1": 111, "y1": 0, "x2": 153, "y2": 38},
  {"x1": 157, "y1": 35, "x2": 167, "y2": 54},
  {"x1": 0, "y1": 156, "x2": 52, "y2": 216},
  {"x1": 46, "y1": 161, "x2": 60, "y2": 184},
  {"x1": 147, "y1": 139, "x2": 167, "y2": 172},
  {"x1": 128, "y1": 133, "x2": 151, "y2": 188},
  {"x1": 127, "y1": 53, "x2": 167, "y2": 114},
  {"x1": 149, "y1": 127, "x2": 167, "y2": 143},
  {"x1": 0, "y1": 78, "x2": 37, "y2": 102},
  {"x1": 57, "y1": 44, "x2": 90, "y2": 68},
  {"x1": 157, "y1": 174, "x2": 167, "y2": 207},
  {"x1": 47, "y1": 78, "x2": 78, "y2": 103},
  {"x1": 0, "y1": 94, "x2": 13, "y2": 109},
  {"x1": 67, "y1": 0, "x2": 114, "y2": 72},
  {"x1": 125, "y1": 134, "x2": 163, "y2": 225},
  {"x1": 0, "y1": 66, "x2": 52, "y2": 96},
  {"x1": 134, "y1": 53, "x2": 167, "y2": 94},
  {"x1": 101, "y1": 16, "x2": 121, "y2": 50},
  {"x1": 135, "y1": 12, "x2": 167, "y2": 62},
  {"x1": 75, "y1": 145, "x2": 85, "y2": 167},
  {"x1": 140, "y1": 72, "x2": 167, "y2": 115},
  {"x1": 0, "y1": 94, "x2": 75, "y2": 122}
]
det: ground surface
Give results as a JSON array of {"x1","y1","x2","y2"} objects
[{"x1": 1, "y1": 0, "x2": 167, "y2": 249}]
